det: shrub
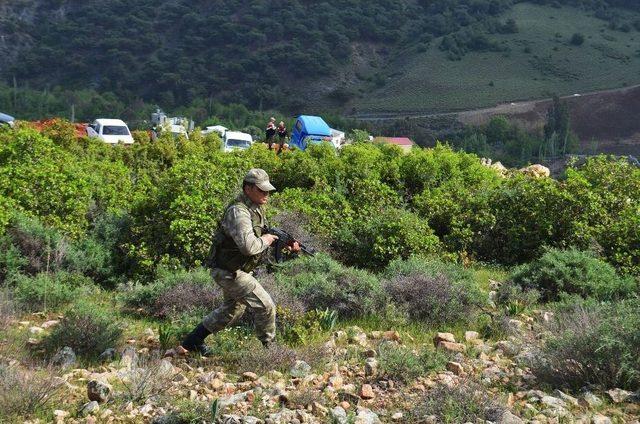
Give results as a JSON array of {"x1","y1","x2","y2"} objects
[
  {"x1": 118, "y1": 354, "x2": 175, "y2": 404},
  {"x1": 238, "y1": 343, "x2": 298, "y2": 374},
  {"x1": 382, "y1": 257, "x2": 483, "y2": 325},
  {"x1": 42, "y1": 302, "x2": 122, "y2": 359},
  {"x1": 0, "y1": 363, "x2": 64, "y2": 420},
  {"x1": 531, "y1": 299, "x2": 640, "y2": 391},
  {"x1": 153, "y1": 282, "x2": 220, "y2": 319},
  {"x1": 407, "y1": 381, "x2": 504, "y2": 423},
  {"x1": 510, "y1": 248, "x2": 636, "y2": 301},
  {"x1": 0, "y1": 214, "x2": 68, "y2": 278},
  {"x1": 11, "y1": 272, "x2": 96, "y2": 311},
  {"x1": 0, "y1": 289, "x2": 16, "y2": 331},
  {"x1": 335, "y1": 208, "x2": 440, "y2": 269},
  {"x1": 495, "y1": 282, "x2": 541, "y2": 315},
  {"x1": 274, "y1": 254, "x2": 386, "y2": 318},
  {"x1": 120, "y1": 266, "x2": 215, "y2": 315},
  {"x1": 378, "y1": 342, "x2": 448, "y2": 383}
]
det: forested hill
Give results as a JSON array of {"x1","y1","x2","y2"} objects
[{"x1": 1, "y1": 0, "x2": 640, "y2": 119}]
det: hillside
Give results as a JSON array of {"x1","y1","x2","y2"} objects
[{"x1": 1, "y1": 0, "x2": 640, "y2": 120}]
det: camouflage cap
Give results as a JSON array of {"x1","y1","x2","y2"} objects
[{"x1": 244, "y1": 168, "x2": 276, "y2": 191}]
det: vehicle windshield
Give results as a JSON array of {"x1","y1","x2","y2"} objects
[
  {"x1": 227, "y1": 139, "x2": 251, "y2": 148},
  {"x1": 103, "y1": 125, "x2": 130, "y2": 136}
]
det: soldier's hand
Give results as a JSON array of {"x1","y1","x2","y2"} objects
[
  {"x1": 287, "y1": 241, "x2": 301, "y2": 253},
  {"x1": 261, "y1": 234, "x2": 279, "y2": 246}
]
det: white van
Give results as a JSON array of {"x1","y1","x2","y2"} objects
[
  {"x1": 87, "y1": 119, "x2": 134, "y2": 144},
  {"x1": 223, "y1": 131, "x2": 252, "y2": 152}
]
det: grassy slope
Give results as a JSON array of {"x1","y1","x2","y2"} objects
[{"x1": 351, "y1": 4, "x2": 640, "y2": 114}]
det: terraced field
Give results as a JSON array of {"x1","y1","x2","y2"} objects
[{"x1": 351, "y1": 3, "x2": 640, "y2": 114}]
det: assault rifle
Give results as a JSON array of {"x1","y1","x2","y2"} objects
[{"x1": 262, "y1": 227, "x2": 316, "y2": 263}]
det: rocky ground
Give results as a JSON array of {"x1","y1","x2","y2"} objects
[{"x1": 4, "y1": 310, "x2": 639, "y2": 424}]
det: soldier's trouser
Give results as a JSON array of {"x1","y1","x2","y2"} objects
[{"x1": 202, "y1": 268, "x2": 276, "y2": 344}]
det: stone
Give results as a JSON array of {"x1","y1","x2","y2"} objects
[
  {"x1": 241, "y1": 371, "x2": 259, "y2": 382},
  {"x1": 329, "y1": 374, "x2": 344, "y2": 389},
  {"x1": 383, "y1": 331, "x2": 401, "y2": 342},
  {"x1": 98, "y1": 348, "x2": 116, "y2": 363},
  {"x1": 29, "y1": 326, "x2": 44, "y2": 335},
  {"x1": 391, "y1": 412, "x2": 403, "y2": 421},
  {"x1": 355, "y1": 407, "x2": 381, "y2": 424},
  {"x1": 242, "y1": 417, "x2": 261, "y2": 424},
  {"x1": 52, "y1": 346, "x2": 76, "y2": 367},
  {"x1": 331, "y1": 406, "x2": 348, "y2": 424},
  {"x1": 120, "y1": 346, "x2": 138, "y2": 368},
  {"x1": 540, "y1": 395, "x2": 567, "y2": 410},
  {"x1": 591, "y1": 414, "x2": 612, "y2": 424},
  {"x1": 464, "y1": 331, "x2": 479, "y2": 341},
  {"x1": 41, "y1": 320, "x2": 60, "y2": 329},
  {"x1": 349, "y1": 332, "x2": 368, "y2": 347},
  {"x1": 498, "y1": 411, "x2": 525, "y2": 424},
  {"x1": 437, "y1": 341, "x2": 466, "y2": 353},
  {"x1": 364, "y1": 349, "x2": 377, "y2": 358},
  {"x1": 606, "y1": 388, "x2": 632, "y2": 403},
  {"x1": 520, "y1": 164, "x2": 550, "y2": 178},
  {"x1": 80, "y1": 401, "x2": 100, "y2": 417},
  {"x1": 433, "y1": 332, "x2": 456, "y2": 346},
  {"x1": 581, "y1": 392, "x2": 603, "y2": 408},
  {"x1": 87, "y1": 380, "x2": 111, "y2": 403},
  {"x1": 446, "y1": 361, "x2": 464, "y2": 375},
  {"x1": 312, "y1": 401, "x2": 328, "y2": 416},
  {"x1": 53, "y1": 409, "x2": 70, "y2": 422},
  {"x1": 220, "y1": 415, "x2": 243, "y2": 424},
  {"x1": 553, "y1": 390, "x2": 579, "y2": 407},
  {"x1": 364, "y1": 358, "x2": 378, "y2": 377},
  {"x1": 219, "y1": 390, "x2": 254, "y2": 408},
  {"x1": 290, "y1": 360, "x2": 311, "y2": 378},
  {"x1": 359, "y1": 384, "x2": 374, "y2": 400}
]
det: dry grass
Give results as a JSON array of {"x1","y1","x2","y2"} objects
[{"x1": 0, "y1": 362, "x2": 64, "y2": 420}]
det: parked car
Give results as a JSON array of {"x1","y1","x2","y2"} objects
[
  {"x1": 202, "y1": 125, "x2": 227, "y2": 137},
  {"x1": 289, "y1": 115, "x2": 333, "y2": 150},
  {"x1": 0, "y1": 112, "x2": 15, "y2": 128},
  {"x1": 223, "y1": 131, "x2": 253, "y2": 152},
  {"x1": 87, "y1": 119, "x2": 134, "y2": 144}
]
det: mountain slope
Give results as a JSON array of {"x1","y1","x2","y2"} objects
[{"x1": 1, "y1": 0, "x2": 639, "y2": 117}]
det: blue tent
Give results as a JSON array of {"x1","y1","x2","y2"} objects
[{"x1": 289, "y1": 115, "x2": 332, "y2": 150}]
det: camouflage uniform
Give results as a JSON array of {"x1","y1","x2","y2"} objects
[{"x1": 202, "y1": 192, "x2": 276, "y2": 344}]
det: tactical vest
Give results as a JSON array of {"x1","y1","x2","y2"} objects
[{"x1": 208, "y1": 198, "x2": 266, "y2": 273}]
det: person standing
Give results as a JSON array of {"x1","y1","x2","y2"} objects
[
  {"x1": 276, "y1": 121, "x2": 288, "y2": 151},
  {"x1": 265, "y1": 117, "x2": 276, "y2": 148},
  {"x1": 178, "y1": 169, "x2": 298, "y2": 355}
]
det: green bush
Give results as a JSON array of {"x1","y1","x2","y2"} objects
[
  {"x1": 532, "y1": 299, "x2": 640, "y2": 391},
  {"x1": 378, "y1": 342, "x2": 448, "y2": 383},
  {"x1": 335, "y1": 208, "x2": 440, "y2": 269},
  {"x1": 0, "y1": 128, "x2": 93, "y2": 236},
  {"x1": 10, "y1": 272, "x2": 96, "y2": 311},
  {"x1": 382, "y1": 257, "x2": 484, "y2": 325},
  {"x1": 42, "y1": 302, "x2": 122, "y2": 360},
  {"x1": 274, "y1": 254, "x2": 386, "y2": 318},
  {"x1": 510, "y1": 248, "x2": 637, "y2": 301}
]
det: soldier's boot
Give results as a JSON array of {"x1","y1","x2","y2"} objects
[{"x1": 180, "y1": 323, "x2": 213, "y2": 357}]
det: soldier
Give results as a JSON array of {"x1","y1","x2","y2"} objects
[{"x1": 178, "y1": 169, "x2": 299, "y2": 355}]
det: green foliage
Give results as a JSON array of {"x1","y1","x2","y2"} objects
[
  {"x1": 335, "y1": 208, "x2": 440, "y2": 269},
  {"x1": 533, "y1": 298, "x2": 640, "y2": 391},
  {"x1": 0, "y1": 363, "x2": 63, "y2": 421},
  {"x1": 510, "y1": 248, "x2": 637, "y2": 301},
  {"x1": 42, "y1": 302, "x2": 122, "y2": 359},
  {"x1": 275, "y1": 254, "x2": 386, "y2": 318},
  {"x1": 10, "y1": 272, "x2": 96, "y2": 312},
  {"x1": 378, "y1": 342, "x2": 448, "y2": 383}
]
